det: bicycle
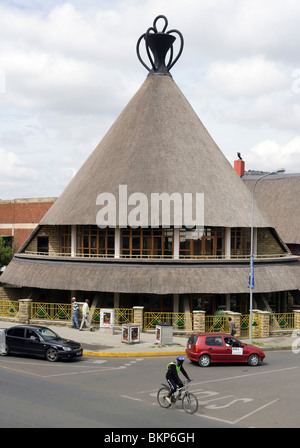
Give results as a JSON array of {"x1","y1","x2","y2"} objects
[{"x1": 157, "y1": 380, "x2": 198, "y2": 414}]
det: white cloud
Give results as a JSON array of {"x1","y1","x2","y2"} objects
[
  {"x1": 205, "y1": 57, "x2": 289, "y2": 99},
  {"x1": 0, "y1": 147, "x2": 39, "y2": 181},
  {"x1": 0, "y1": 0, "x2": 300, "y2": 199},
  {"x1": 246, "y1": 137, "x2": 300, "y2": 173}
]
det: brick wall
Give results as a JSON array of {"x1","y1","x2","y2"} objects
[
  {"x1": 0, "y1": 198, "x2": 56, "y2": 251},
  {"x1": 257, "y1": 228, "x2": 286, "y2": 256}
]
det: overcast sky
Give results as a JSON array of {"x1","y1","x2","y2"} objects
[{"x1": 1, "y1": 0, "x2": 300, "y2": 199}]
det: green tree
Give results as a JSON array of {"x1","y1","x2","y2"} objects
[{"x1": 0, "y1": 237, "x2": 12, "y2": 271}]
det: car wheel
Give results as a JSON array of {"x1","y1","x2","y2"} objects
[
  {"x1": 0, "y1": 344, "x2": 9, "y2": 356},
  {"x1": 45, "y1": 347, "x2": 58, "y2": 362},
  {"x1": 198, "y1": 354, "x2": 211, "y2": 367},
  {"x1": 247, "y1": 354, "x2": 259, "y2": 366}
]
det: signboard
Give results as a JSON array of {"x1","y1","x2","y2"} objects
[
  {"x1": 232, "y1": 347, "x2": 243, "y2": 355},
  {"x1": 100, "y1": 309, "x2": 114, "y2": 328}
]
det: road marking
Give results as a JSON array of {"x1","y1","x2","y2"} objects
[
  {"x1": 0, "y1": 364, "x2": 43, "y2": 378},
  {"x1": 205, "y1": 397, "x2": 253, "y2": 410},
  {"x1": 121, "y1": 395, "x2": 143, "y2": 402},
  {"x1": 199, "y1": 398, "x2": 280, "y2": 425},
  {"x1": 192, "y1": 366, "x2": 298, "y2": 386}
]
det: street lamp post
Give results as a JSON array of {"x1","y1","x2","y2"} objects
[{"x1": 249, "y1": 168, "x2": 285, "y2": 343}]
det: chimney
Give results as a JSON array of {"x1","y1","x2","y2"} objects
[{"x1": 234, "y1": 153, "x2": 245, "y2": 177}]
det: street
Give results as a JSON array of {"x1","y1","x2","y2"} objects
[{"x1": 0, "y1": 350, "x2": 299, "y2": 429}]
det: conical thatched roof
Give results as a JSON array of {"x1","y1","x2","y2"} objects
[{"x1": 40, "y1": 74, "x2": 272, "y2": 229}]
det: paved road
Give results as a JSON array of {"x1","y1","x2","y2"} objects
[{"x1": 0, "y1": 350, "x2": 299, "y2": 429}]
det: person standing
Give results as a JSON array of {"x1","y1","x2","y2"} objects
[
  {"x1": 71, "y1": 297, "x2": 79, "y2": 329},
  {"x1": 229, "y1": 317, "x2": 236, "y2": 336},
  {"x1": 79, "y1": 299, "x2": 91, "y2": 331}
]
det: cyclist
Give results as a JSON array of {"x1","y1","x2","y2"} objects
[{"x1": 165, "y1": 356, "x2": 191, "y2": 404}]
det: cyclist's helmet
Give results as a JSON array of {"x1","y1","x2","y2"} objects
[{"x1": 177, "y1": 356, "x2": 185, "y2": 364}]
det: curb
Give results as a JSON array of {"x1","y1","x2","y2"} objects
[
  {"x1": 83, "y1": 350, "x2": 186, "y2": 357},
  {"x1": 82, "y1": 346, "x2": 291, "y2": 357}
]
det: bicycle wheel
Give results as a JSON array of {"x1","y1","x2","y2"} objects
[
  {"x1": 157, "y1": 387, "x2": 172, "y2": 408},
  {"x1": 182, "y1": 392, "x2": 198, "y2": 414}
]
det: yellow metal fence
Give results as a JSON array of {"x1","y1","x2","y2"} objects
[
  {"x1": 30, "y1": 302, "x2": 133, "y2": 326},
  {"x1": 0, "y1": 300, "x2": 19, "y2": 319},
  {"x1": 0, "y1": 300, "x2": 297, "y2": 337},
  {"x1": 144, "y1": 312, "x2": 193, "y2": 331},
  {"x1": 270, "y1": 313, "x2": 294, "y2": 331}
]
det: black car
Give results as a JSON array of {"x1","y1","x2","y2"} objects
[{"x1": 0, "y1": 325, "x2": 83, "y2": 362}]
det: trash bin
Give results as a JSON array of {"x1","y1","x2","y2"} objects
[
  {"x1": 155, "y1": 323, "x2": 173, "y2": 344},
  {"x1": 122, "y1": 324, "x2": 140, "y2": 344}
]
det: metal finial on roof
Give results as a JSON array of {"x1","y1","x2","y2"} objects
[{"x1": 136, "y1": 15, "x2": 184, "y2": 76}]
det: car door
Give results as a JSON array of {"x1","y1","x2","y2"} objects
[
  {"x1": 6, "y1": 327, "x2": 26, "y2": 353},
  {"x1": 204, "y1": 336, "x2": 228, "y2": 362},
  {"x1": 223, "y1": 336, "x2": 247, "y2": 362},
  {"x1": 24, "y1": 329, "x2": 45, "y2": 357}
]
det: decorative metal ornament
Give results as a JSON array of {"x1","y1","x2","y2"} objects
[{"x1": 136, "y1": 15, "x2": 184, "y2": 76}]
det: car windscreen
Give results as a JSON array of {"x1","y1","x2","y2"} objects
[{"x1": 36, "y1": 328, "x2": 60, "y2": 341}]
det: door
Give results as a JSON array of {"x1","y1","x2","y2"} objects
[
  {"x1": 223, "y1": 336, "x2": 247, "y2": 362},
  {"x1": 6, "y1": 327, "x2": 26, "y2": 353},
  {"x1": 204, "y1": 336, "x2": 228, "y2": 362},
  {"x1": 24, "y1": 329, "x2": 45, "y2": 357}
]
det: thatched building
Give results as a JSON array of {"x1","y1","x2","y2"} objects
[{"x1": 1, "y1": 16, "x2": 300, "y2": 314}]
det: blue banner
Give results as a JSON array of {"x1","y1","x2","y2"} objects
[{"x1": 248, "y1": 255, "x2": 254, "y2": 289}]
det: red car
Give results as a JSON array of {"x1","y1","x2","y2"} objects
[{"x1": 186, "y1": 333, "x2": 265, "y2": 367}]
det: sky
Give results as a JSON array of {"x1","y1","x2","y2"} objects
[{"x1": 0, "y1": 0, "x2": 300, "y2": 199}]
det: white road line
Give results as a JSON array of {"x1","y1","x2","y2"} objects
[
  {"x1": 199, "y1": 398, "x2": 280, "y2": 425},
  {"x1": 121, "y1": 395, "x2": 143, "y2": 402},
  {"x1": 42, "y1": 365, "x2": 127, "y2": 377},
  {"x1": 192, "y1": 366, "x2": 298, "y2": 386}
]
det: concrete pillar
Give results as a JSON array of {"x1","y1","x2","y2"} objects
[
  {"x1": 71, "y1": 225, "x2": 76, "y2": 257},
  {"x1": 294, "y1": 310, "x2": 300, "y2": 331},
  {"x1": 115, "y1": 227, "x2": 120, "y2": 258},
  {"x1": 193, "y1": 310, "x2": 206, "y2": 333},
  {"x1": 173, "y1": 228, "x2": 179, "y2": 259},
  {"x1": 18, "y1": 299, "x2": 32, "y2": 324},
  {"x1": 252, "y1": 309, "x2": 270, "y2": 338},
  {"x1": 133, "y1": 306, "x2": 144, "y2": 329}
]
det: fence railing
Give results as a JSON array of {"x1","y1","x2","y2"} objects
[
  {"x1": 270, "y1": 313, "x2": 294, "y2": 331},
  {"x1": 1, "y1": 300, "x2": 299, "y2": 338},
  {"x1": 29, "y1": 302, "x2": 133, "y2": 327},
  {"x1": 144, "y1": 312, "x2": 193, "y2": 331},
  {"x1": 0, "y1": 300, "x2": 19, "y2": 319}
]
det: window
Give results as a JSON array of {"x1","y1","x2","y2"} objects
[
  {"x1": 77, "y1": 226, "x2": 114, "y2": 257},
  {"x1": 60, "y1": 226, "x2": 71, "y2": 255},
  {"x1": 121, "y1": 228, "x2": 173, "y2": 258},
  {"x1": 180, "y1": 227, "x2": 224, "y2": 258},
  {"x1": 231, "y1": 228, "x2": 250, "y2": 257},
  {"x1": 37, "y1": 236, "x2": 49, "y2": 254},
  {"x1": 205, "y1": 336, "x2": 223, "y2": 347},
  {"x1": 8, "y1": 327, "x2": 25, "y2": 338}
]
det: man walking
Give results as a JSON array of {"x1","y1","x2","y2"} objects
[
  {"x1": 79, "y1": 299, "x2": 91, "y2": 331},
  {"x1": 229, "y1": 317, "x2": 236, "y2": 336},
  {"x1": 71, "y1": 297, "x2": 79, "y2": 329}
]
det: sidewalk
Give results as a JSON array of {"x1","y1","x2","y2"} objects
[{"x1": 1, "y1": 320, "x2": 298, "y2": 357}]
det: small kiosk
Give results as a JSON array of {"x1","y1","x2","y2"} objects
[
  {"x1": 122, "y1": 324, "x2": 140, "y2": 344},
  {"x1": 155, "y1": 323, "x2": 173, "y2": 344}
]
